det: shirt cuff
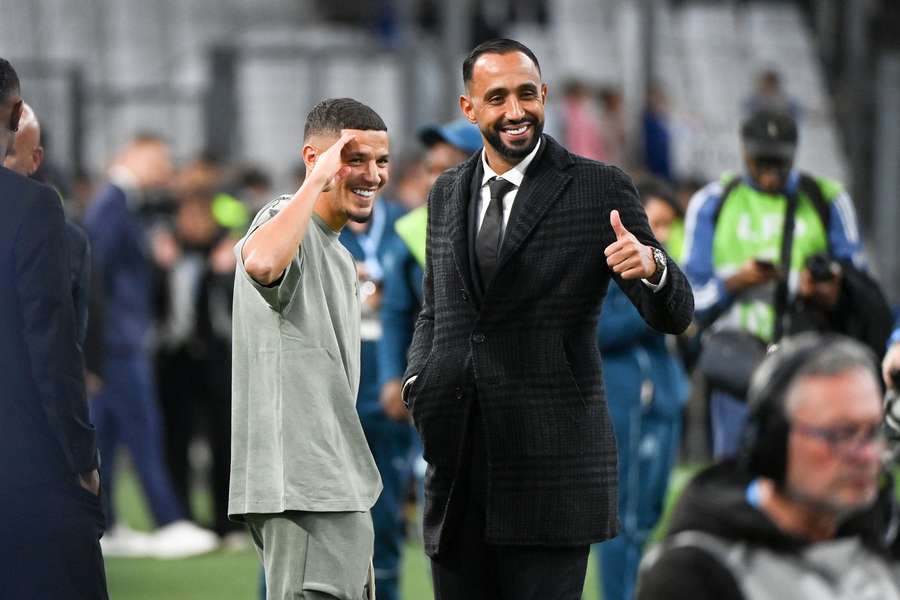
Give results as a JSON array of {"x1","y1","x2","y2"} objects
[
  {"x1": 401, "y1": 375, "x2": 418, "y2": 405},
  {"x1": 641, "y1": 263, "x2": 669, "y2": 293}
]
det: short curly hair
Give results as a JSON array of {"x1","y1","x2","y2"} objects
[{"x1": 303, "y1": 98, "x2": 386, "y2": 142}]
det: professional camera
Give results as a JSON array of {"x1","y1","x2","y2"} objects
[{"x1": 805, "y1": 252, "x2": 837, "y2": 282}]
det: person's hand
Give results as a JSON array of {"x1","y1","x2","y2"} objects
[
  {"x1": 151, "y1": 227, "x2": 180, "y2": 269},
  {"x1": 309, "y1": 132, "x2": 355, "y2": 192},
  {"x1": 379, "y1": 379, "x2": 409, "y2": 422},
  {"x1": 797, "y1": 265, "x2": 842, "y2": 310},
  {"x1": 883, "y1": 342, "x2": 900, "y2": 390},
  {"x1": 78, "y1": 469, "x2": 101, "y2": 496},
  {"x1": 604, "y1": 210, "x2": 656, "y2": 280},
  {"x1": 210, "y1": 235, "x2": 238, "y2": 274},
  {"x1": 724, "y1": 258, "x2": 781, "y2": 295}
]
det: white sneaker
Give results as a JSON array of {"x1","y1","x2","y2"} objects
[
  {"x1": 100, "y1": 524, "x2": 154, "y2": 558},
  {"x1": 148, "y1": 520, "x2": 219, "y2": 559}
]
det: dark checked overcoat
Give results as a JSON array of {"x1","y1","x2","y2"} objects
[{"x1": 404, "y1": 134, "x2": 694, "y2": 557}]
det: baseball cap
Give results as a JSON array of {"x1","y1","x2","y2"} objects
[
  {"x1": 740, "y1": 109, "x2": 798, "y2": 160},
  {"x1": 418, "y1": 118, "x2": 483, "y2": 155}
]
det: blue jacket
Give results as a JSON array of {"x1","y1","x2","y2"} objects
[
  {"x1": 377, "y1": 235, "x2": 423, "y2": 388},
  {"x1": 84, "y1": 183, "x2": 155, "y2": 355},
  {"x1": 0, "y1": 167, "x2": 97, "y2": 488},
  {"x1": 339, "y1": 198, "x2": 406, "y2": 420},
  {"x1": 598, "y1": 281, "x2": 688, "y2": 420}
]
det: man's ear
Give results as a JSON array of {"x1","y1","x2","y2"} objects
[
  {"x1": 9, "y1": 99, "x2": 23, "y2": 132},
  {"x1": 301, "y1": 143, "x2": 317, "y2": 173},
  {"x1": 459, "y1": 94, "x2": 476, "y2": 124},
  {"x1": 32, "y1": 145, "x2": 44, "y2": 174},
  {"x1": 541, "y1": 83, "x2": 548, "y2": 105}
]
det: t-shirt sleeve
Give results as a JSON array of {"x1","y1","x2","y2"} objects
[
  {"x1": 235, "y1": 196, "x2": 302, "y2": 312},
  {"x1": 637, "y1": 547, "x2": 745, "y2": 600}
]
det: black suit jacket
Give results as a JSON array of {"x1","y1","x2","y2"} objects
[
  {"x1": 0, "y1": 166, "x2": 97, "y2": 492},
  {"x1": 404, "y1": 136, "x2": 694, "y2": 555}
]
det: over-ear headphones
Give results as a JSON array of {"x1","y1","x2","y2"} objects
[{"x1": 739, "y1": 333, "x2": 840, "y2": 486}]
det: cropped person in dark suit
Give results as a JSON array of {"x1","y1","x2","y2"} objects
[
  {"x1": 402, "y1": 39, "x2": 694, "y2": 599},
  {"x1": 0, "y1": 56, "x2": 108, "y2": 599},
  {"x1": 4, "y1": 101, "x2": 92, "y2": 345}
]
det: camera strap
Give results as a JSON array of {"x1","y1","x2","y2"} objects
[{"x1": 772, "y1": 189, "x2": 799, "y2": 343}]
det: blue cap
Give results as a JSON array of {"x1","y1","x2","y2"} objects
[{"x1": 418, "y1": 118, "x2": 483, "y2": 155}]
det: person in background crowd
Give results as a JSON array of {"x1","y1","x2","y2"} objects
[
  {"x1": 561, "y1": 80, "x2": 606, "y2": 162},
  {"x1": 339, "y1": 189, "x2": 407, "y2": 600},
  {"x1": 642, "y1": 82, "x2": 673, "y2": 182},
  {"x1": 598, "y1": 86, "x2": 627, "y2": 168},
  {"x1": 383, "y1": 151, "x2": 429, "y2": 211},
  {"x1": 85, "y1": 134, "x2": 218, "y2": 558},
  {"x1": 231, "y1": 98, "x2": 387, "y2": 600},
  {"x1": 683, "y1": 108, "x2": 870, "y2": 458},
  {"x1": 379, "y1": 117, "x2": 483, "y2": 420},
  {"x1": 403, "y1": 38, "x2": 693, "y2": 598},
  {"x1": 593, "y1": 175, "x2": 690, "y2": 600},
  {"x1": 637, "y1": 334, "x2": 898, "y2": 600},
  {"x1": 742, "y1": 68, "x2": 802, "y2": 121},
  {"x1": 154, "y1": 159, "x2": 243, "y2": 544},
  {"x1": 0, "y1": 55, "x2": 108, "y2": 599}
]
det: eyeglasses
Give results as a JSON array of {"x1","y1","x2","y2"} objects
[{"x1": 791, "y1": 421, "x2": 885, "y2": 454}]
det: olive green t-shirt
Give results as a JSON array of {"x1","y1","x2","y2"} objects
[{"x1": 228, "y1": 196, "x2": 382, "y2": 518}]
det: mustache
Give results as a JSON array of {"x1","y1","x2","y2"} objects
[{"x1": 497, "y1": 117, "x2": 537, "y2": 128}]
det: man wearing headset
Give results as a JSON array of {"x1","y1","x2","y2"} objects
[{"x1": 637, "y1": 333, "x2": 900, "y2": 599}]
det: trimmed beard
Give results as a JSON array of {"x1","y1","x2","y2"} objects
[
  {"x1": 483, "y1": 118, "x2": 543, "y2": 163},
  {"x1": 348, "y1": 210, "x2": 372, "y2": 224}
]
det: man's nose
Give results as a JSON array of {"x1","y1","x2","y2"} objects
[
  {"x1": 362, "y1": 161, "x2": 379, "y2": 184},
  {"x1": 505, "y1": 97, "x2": 525, "y2": 121}
]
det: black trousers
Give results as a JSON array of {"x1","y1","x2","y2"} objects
[
  {"x1": 157, "y1": 344, "x2": 237, "y2": 535},
  {"x1": 0, "y1": 480, "x2": 109, "y2": 599},
  {"x1": 430, "y1": 415, "x2": 590, "y2": 600}
]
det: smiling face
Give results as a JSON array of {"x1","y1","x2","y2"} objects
[
  {"x1": 460, "y1": 51, "x2": 547, "y2": 173},
  {"x1": 307, "y1": 128, "x2": 390, "y2": 228}
]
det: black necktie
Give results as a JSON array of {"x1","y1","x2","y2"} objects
[{"x1": 476, "y1": 176, "x2": 515, "y2": 285}]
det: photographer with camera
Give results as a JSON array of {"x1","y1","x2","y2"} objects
[
  {"x1": 637, "y1": 334, "x2": 900, "y2": 600},
  {"x1": 683, "y1": 109, "x2": 878, "y2": 457}
]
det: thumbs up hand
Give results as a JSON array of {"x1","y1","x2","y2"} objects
[{"x1": 604, "y1": 209, "x2": 657, "y2": 280}]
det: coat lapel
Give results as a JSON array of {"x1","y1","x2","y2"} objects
[
  {"x1": 496, "y1": 136, "x2": 572, "y2": 273},
  {"x1": 447, "y1": 155, "x2": 480, "y2": 301}
]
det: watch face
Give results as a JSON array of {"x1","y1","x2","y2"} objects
[{"x1": 654, "y1": 248, "x2": 666, "y2": 269}]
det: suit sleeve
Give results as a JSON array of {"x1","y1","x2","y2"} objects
[
  {"x1": 403, "y1": 184, "x2": 439, "y2": 386},
  {"x1": 603, "y1": 166, "x2": 694, "y2": 335},
  {"x1": 15, "y1": 187, "x2": 97, "y2": 475}
]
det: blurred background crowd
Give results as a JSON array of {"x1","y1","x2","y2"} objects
[{"x1": 2, "y1": 0, "x2": 900, "y2": 598}]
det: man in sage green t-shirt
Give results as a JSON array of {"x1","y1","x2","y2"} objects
[{"x1": 230, "y1": 98, "x2": 387, "y2": 600}]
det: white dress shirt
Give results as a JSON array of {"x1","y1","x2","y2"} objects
[{"x1": 476, "y1": 139, "x2": 543, "y2": 239}]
